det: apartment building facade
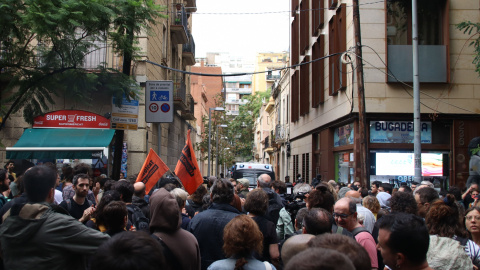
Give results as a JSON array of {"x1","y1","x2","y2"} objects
[
  {"x1": 288, "y1": 0, "x2": 480, "y2": 188},
  {"x1": 2, "y1": 0, "x2": 198, "y2": 177}
]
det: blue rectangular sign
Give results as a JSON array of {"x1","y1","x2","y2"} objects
[{"x1": 150, "y1": 91, "x2": 169, "y2": 101}]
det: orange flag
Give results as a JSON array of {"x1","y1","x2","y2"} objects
[
  {"x1": 175, "y1": 129, "x2": 203, "y2": 194},
  {"x1": 136, "y1": 148, "x2": 170, "y2": 195}
]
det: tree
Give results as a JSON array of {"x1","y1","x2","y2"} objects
[
  {"x1": 0, "y1": 0, "x2": 165, "y2": 129},
  {"x1": 457, "y1": 21, "x2": 480, "y2": 77},
  {"x1": 226, "y1": 89, "x2": 271, "y2": 161}
]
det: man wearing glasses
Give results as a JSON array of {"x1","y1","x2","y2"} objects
[{"x1": 333, "y1": 197, "x2": 378, "y2": 269}]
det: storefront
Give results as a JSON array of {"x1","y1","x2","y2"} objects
[{"x1": 6, "y1": 110, "x2": 115, "y2": 177}]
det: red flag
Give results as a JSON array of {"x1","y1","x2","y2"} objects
[
  {"x1": 175, "y1": 129, "x2": 203, "y2": 194},
  {"x1": 136, "y1": 149, "x2": 169, "y2": 195}
]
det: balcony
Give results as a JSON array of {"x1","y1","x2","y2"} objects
[
  {"x1": 266, "y1": 71, "x2": 281, "y2": 81},
  {"x1": 275, "y1": 124, "x2": 287, "y2": 143},
  {"x1": 182, "y1": 95, "x2": 195, "y2": 120},
  {"x1": 182, "y1": 30, "x2": 195, "y2": 66},
  {"x1": 226, "y1": 110, "x2": 240, "y2": 116},
  {"x1": 170, "y1": 4, "x2": 188, "y2": 45},
  {"x1": 225, "y1": 99, "x2": 248, "y2": 105},
  {"x1": 387, "y1": 45, "x2": 447, "y2": 83},
  {"x1": 185, "y1": 0, "x2": 197, "y2": 12},
  {"x1": 223, "y1": 87, "x2": 252, "y2": 94},
  {"x1": 173, "y1": 77, "x2": 187, "y2": 110}
]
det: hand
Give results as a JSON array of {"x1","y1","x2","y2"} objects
[
  {"x1": 93, "y1": 183, "x2": 100, "y2": 197},
  {"x1": 79, "y1": 206, "x2": 95, "y2": 223},
  {"x1": 181, "y1": 207, "x2": 187, "y2": 214}
]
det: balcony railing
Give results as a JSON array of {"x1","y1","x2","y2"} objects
[
  {"x1": 387, "y1": 45, "x2": 447, "y2": 83},
  {"x1": 266, "y1": 72, "x2": 281, "y2": 81},
  {"x1": 182, "y1": 95, "x2": 195, "y2": 120},
  {"x1": 173, "y1": 77, "x2": 187, "y2": 110},
  {"x1": 223, "y1": 87, "x2": 252, "y2": 94},
  {"x1": 184, "y1": 0, "x2": 197, "y2": 12},
  {"x1": 182, "y1": 30, "x2": 195, "y2": 66},
  {"x1": 170, "y1": 4, "x2": 188, "y2": 44}
]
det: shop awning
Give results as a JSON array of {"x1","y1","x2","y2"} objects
[{"x1": 6, "y1": 128, "x2": 115, "y2": 159}]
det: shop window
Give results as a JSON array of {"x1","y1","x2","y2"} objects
[
  {"x1": 386, "y1": 0, "x2": 449, "y2": 82},
  {"x1": 312, "y1": 35, "x2": 325, "y2": 107},
  {"x1": 300, "y1": 56, "x2": 310, "y2": 116},
  {"x1": 328, "y1": 4, "x2": 347, "y2": 95},
  {"x1": 335, "y1": 151, "x2": 354, "y2": 183}
]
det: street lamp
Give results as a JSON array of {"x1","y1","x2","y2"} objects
[
  {"x1": 208, "y1": 107, "x2": 225, "y2": 177},
  {"x1": 216, "y1": 124, "x2": 228, "y2": 177},
  {"x1": 224, "y1": 147, "x2": 230, "y2": 177}
]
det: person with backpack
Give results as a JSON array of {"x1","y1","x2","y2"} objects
[
  {"x1": 333, "y1": 197, "x2": 378, "y2": 270},
  {"x1": 257, "y1": 174, "x2": 283, "y2": 225},
  {"x1": 114, "y1": 181, "x2": 150, "y2": 231},
  {"x1": 59, "y1": 173, "x2": 95, "y2": 223}
]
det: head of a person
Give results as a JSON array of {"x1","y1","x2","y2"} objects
[
  {"x1": 244, "y1": 189, "x2": 268, "y2": 216},
  {"x1": 337, "y1": 186, "x2": 352, "y2": 199},
  {"x1": 295, "y1": 207, "x2": 309, "y2": 231},
  {"x1": 230, "y1": 179, "x2": 237, "y2": 189},
  {"x1": 223, "y1": 215, "x2": 263, "y2": 261},
  {"x1": 293, "y1": 183, "x2": 312, "y2": 197},
  {"x1": 257, "y1": 173, "x2": 272, "y2": 188},
  {"x1": 91, "y1": 231, "x2": 165, "y2": 270},
  {"x1": 92, "y1": 190, "x2": 122, "y2": 224},
  {"x1": 333, "y1": 198, "x2": 357, "y2": 231},
  {"x1": 415, "y1": 187, "x2": 439, "y2": 218},
  {"x1": 390, "y1": 191, "x2": 418, "y2": 215},
  {"x1": 285, "y1": 248, "x2": 355, "y2": 270},
  {"x1": 73, "y1": 163, "x2": 92, "y2": 177},
  {"x1": 0, "y1": 169, "x2": 10, "y2": 192},
  {"x1": 411, "y1": 181, "x2": 419, "y2": 190},
  {"x1": 103, "y1": 201, "x2": 128, "y2": 232},
  {"x1": 133, "y1": 182, "x2": 146, "y2": 198},
  {"x1": 272, "y1": 180, "x2": 287, "y2": 194},
  {"x1": 447, "y1": 186, "x2": 462, "y2": 201},
  {"x1": 371, "y1": 181, "x2": 382, "y2": 194},
  {"x1": 236, "y1": 178, "x2": 250, "y2": 191},
  {"x1": 23, "y1": 166, "x2": 57, "y2": 203},
  {"x1": 303, "y1": 208, "x2": 332, "y2": 235},
  {"x1": 362, "y1": 195, "x2": 381, "y2": 214},
  {"x1": 353, "y1": 181, "x2": 361, "y2": 189},
  {"x1": 425, "y1": 194, "x2": 465, "y2": 238},
  {"x1": 191, "y1": 184, "x2": 207, "y2": 205},
  {"x1": 170, "y1": 188, "x2": 188, "y2": 209},
  {"x1": 377, "y1": 213, "x2": 430, "y2": 269},
  {"x1": 72, "y1": 173, "x2": 90, "y2": 198},
  {"x1": 114, "y1": 180, "x2": 134, "y2": 203},
  {"x1": 5, "y1": 161, "x2": 14, "y2": 172},
  {"x1": 398, "y1": 185, "x2": 412, "y2": 193},
  {"x1": 119, "y1": 172, "x2": 125, "y2": 179},
  {"x1": 308, "y1": 234, "x2": 371, "y2": 270},
  {"x1": 210, "y1": 178, "x2": 234, "y2": 204},
  {"x1": 285, "y1": 175, "x2": 290, "y2": 183},
  {"x1": 465, "y1": 207, "x2": 480, "y2": 237},
  {"x1": 281, "y1": 234, "x2": 315, "y2": 266},
  {"x1": 379, "y1": 183, "x2": 393, "y2": 194},
  {"x1": 305, "y1": 184, "x2": 335, "y2": 212}
]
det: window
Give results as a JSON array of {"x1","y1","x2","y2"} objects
[
  {"x1": 312, "y1": 35, "x2": 325, "y2": 107},
  {"x1": 291, "y1": 71, "x2": 299, "y2": 122},
  {"x1": 293, "y1": 154, "x2": 299, "y2": 178},
  {"x1": 386, "y1": 0, "x2": 449, "y2": 83},
  {"x1": 328, "y1": 4, "x2": 347, "y2": 95},
  {"x1": 300, "y1": 56, "x2": 310, "y2": 116},
  {"x1": 302, "y1": 153, "x2": 310, "y2": 183},
  {"x1": 312, "y1": 0, "x2": 325, "y2": 36}
]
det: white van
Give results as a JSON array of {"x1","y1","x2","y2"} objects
[{"x1": 232, "y1": 163, "x2": 275, "y2": 188}]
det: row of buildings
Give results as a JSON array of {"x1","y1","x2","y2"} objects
[{"x1": 253, "y1": 0, "x2": 480, "y2": 188}]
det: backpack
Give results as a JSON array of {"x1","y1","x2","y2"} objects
[
  {"x1": 127, "y1": 204, "x2": 150, "y2": 231},
  {"x1": 265, "y1": 191, "x2": 283, "y2": 224},
  {"x1": 351, "y1": 226, "x2": 370, "y2": 237},
  {"x1": 65, "y1": 198, "x2": 94, "y2": 212}
]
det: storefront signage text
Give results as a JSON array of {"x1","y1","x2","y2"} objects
[
  {"x1": 33, "y1": 110, "x2": 110, "y2": 129},
  {"x1": 370, "y1": 121, "x2": 432, "y2": 144}
]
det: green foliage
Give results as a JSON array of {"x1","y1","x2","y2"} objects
[
  {"x1": 457, "y1": 21, "x2": 480, "y2": 77},
  {"x1": 0, "y1": 0, "x2": 165, "y2": 126}
]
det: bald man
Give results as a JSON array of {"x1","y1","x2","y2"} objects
[
  {"x1": 257, "y1": 173, "x2": 283, "y2": 224},
  {"x1": 281, "y1": 234, "x2": 315, "y2": 266},
  {"x1": 132, "y1": 182, "x2": 149, "y2": 219},
  {"x1": 344, "y1": 190, "x2": 375, "y2": 234}
]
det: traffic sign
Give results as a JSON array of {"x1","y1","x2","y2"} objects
[{"x1": 146, "y1": 81, "x2": 173, "y2": 123}]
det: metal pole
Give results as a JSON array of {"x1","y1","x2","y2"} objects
[
  {"x1": 412, "y1": 0, "x2": 422, "y2": 182},
  {"x1": 207, "y1": 108, "x2": 212, "y2": 177},
  {"x1": 216, "y1": 127, "x2": 219, "y2": 177},
  {"x1": 157, "y1": 123, "x2": 161, "y2": 156}
]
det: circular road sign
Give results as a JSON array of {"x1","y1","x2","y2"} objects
[
  {"x1": 149, "y1": 103, "x2": 159, "y2": 113},
  {"x1": 161, "y1": 103, "x2": 170, "y2": 113}
]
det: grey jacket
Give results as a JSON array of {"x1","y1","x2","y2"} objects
[{"x1": 0, "y1": 202, "x2": 109, "y2": 270}]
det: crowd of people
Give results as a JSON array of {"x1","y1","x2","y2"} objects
[{"x1": 1, "y1": 161, "x2": 480, "y2": 270}]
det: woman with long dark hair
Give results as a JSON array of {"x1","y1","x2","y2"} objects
[{"x1": 208, "y1": 215, "x2": 276, "y2": 270}]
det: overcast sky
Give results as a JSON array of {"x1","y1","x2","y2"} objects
[{"x1": 192, "y1": 0, "x2": 290, "y2": 58}]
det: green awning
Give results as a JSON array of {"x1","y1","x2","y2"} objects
[{"x1": 6, "y1": 128, "x2": 115, "y2": 159}]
